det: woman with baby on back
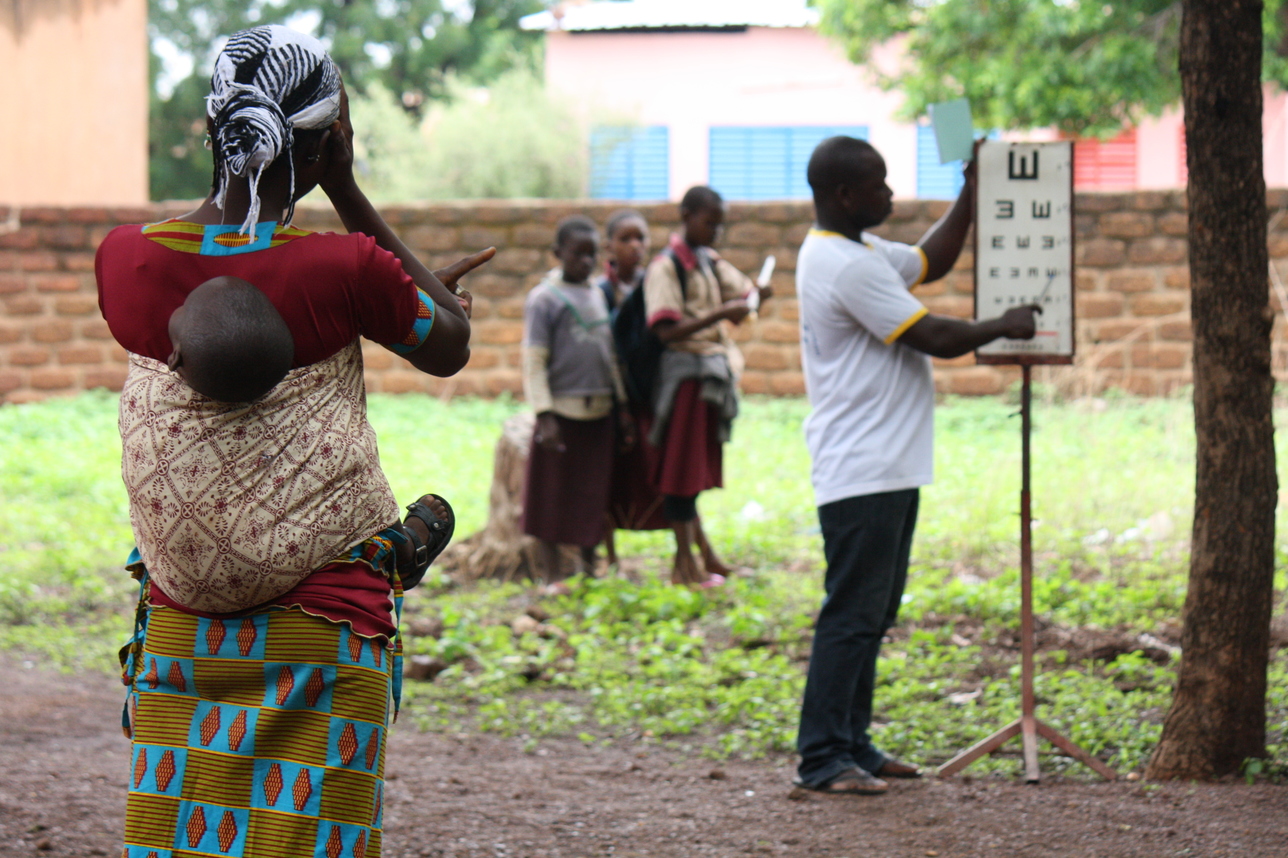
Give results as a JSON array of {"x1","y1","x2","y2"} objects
[{"x1": 96, "y1": 25, "x2": 491, "y2": 857}]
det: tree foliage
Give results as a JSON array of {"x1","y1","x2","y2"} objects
[
  {"x1": 415, "y1": 71, "x2": 585, "y2": 200},
  {"x1": 814, "y1": 0, "x2": 1288, "y2": 136},
  {"x1": 339, "y1": 70, "x2": 585, "y2": 202},
  {"x1": 147, "y1": 0, "x2": 547, "y2": 200}
]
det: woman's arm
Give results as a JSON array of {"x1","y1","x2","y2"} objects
[{"x1": 318, "y1": 95, "x2": 478, "y2": 376}]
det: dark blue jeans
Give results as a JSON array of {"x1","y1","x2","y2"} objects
[{"x1": 796, "y1": 488, "x2": 920, "y2": 786}]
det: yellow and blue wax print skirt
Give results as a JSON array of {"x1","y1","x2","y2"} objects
[{"x1": 120, "y1": 603, "x2": 400, "y2": 858}]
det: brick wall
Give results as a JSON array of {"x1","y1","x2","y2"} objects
[{"x1": 3, "y1": 191, "x2": 1285, "y2": 404}]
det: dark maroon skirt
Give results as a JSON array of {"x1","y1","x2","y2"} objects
[
  {"x1": 521, "y1": 414, "x2": 615, "y2": 547},
  {"x1": 608, "y1": 404, "x2": 670, "y2": 531},
  {"x1": 651, "y1": 379, "x2": 723, "y2": 498}
]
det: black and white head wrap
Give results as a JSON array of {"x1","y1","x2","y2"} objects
[{"x1": 208, "y1": 26, "x2": 342, "y2": 235}]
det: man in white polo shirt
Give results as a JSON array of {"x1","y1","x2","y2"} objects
[{"x1": 793, "y1": 136, "x2": 1040, "y2": 795}]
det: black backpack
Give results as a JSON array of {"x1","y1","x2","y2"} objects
[{"x1": 613, "y1": 248, "x2": 692, "y2": 409}]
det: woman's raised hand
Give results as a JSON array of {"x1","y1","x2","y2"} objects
[
  {"x1": 319, "y1": 84, "x2": 357, "y2": 196},
  {"x1": 433, "y1": 247, "x2": 496, "y2": 291},
  {"x1": 433, "y1": 247, "x2": 496, "y2": 319}
]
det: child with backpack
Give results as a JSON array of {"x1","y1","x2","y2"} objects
[
  {"x1": 598, "y1": 209, "x2": 729, "y2": 573},
  {"x1": 639, "y1": 186, "x2": 772, "y2": 586},
  {"x1": 521, "y1": 215, "x2": 633, "y2": 582},
  {"x1": 596, "y1": 211, "x2": 668, "y2": 562}
]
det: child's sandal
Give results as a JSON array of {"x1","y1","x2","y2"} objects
[{"x1": 399, "y1": 495, "x2": 455, "y2": 589}]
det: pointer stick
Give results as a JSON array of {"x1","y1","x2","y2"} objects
[{"x1": 1035, "y1": 271, "x2": 1056, "y2": 305}]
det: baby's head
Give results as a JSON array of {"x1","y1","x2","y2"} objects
[
  {"x1": 167, "y1": 276, "x2": 294, "y2": 403},
  {"x1": 552, "y1": 215, "x2": 600, "y2": 284}
]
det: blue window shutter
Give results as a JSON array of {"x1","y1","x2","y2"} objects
[
  {"x1": 589, "y1": 126, "x2": 669, "y2": 201},
  {"x1": 708, "y1": 126, "x2": 869, "y2": 201},
  {"x1": 916, "y1": 127, "x2": 999, "y2": 199},
  {"x1": 916, "y1": 124, "x2": 966, "y2": 199}
]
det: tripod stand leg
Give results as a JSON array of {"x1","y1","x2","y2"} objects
[
  {"x1": 936, "y1": 719, "x2": 1022, "y2": 778},
  {"x1": 1022, "y1": 715, "x2": 1040, "y2": 783},
  {"x1": 1035, "y1": 720, "x2": 1118, "y2": 780}
]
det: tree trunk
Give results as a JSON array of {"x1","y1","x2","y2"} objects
[
  {"x1": 1147, "y1": 0, "x2": 1278, "y2": 780},
  {"x1": 442, "y1": 411, "x2": 542, "y2": 581},
  {"x1": 440, "y1": 412, "x2": 580, "y2": 581}
]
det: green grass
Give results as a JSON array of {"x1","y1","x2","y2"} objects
[{"x1": 1, "y1": 390, "x2": 1285, "y2": 778}]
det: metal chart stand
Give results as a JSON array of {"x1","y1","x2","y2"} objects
[{"x1": 936, "y1": 365, "x2": 1117, "y2": 783}]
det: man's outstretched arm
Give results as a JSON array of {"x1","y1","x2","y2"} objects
[{"x1": 899, "y1": 305, "x2": 1041, "y2": 359}]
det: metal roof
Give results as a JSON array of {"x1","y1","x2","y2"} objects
[{"x1": 519, "y1": 0, "x2": 820, "y2": 32}]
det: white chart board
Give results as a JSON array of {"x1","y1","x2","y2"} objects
[{"x1": 974, "y1": 140, "x2": 1075, "y2": 364}]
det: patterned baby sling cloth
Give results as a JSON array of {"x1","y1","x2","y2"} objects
[{"x1": 119, "y1": 340, "x2": 400, "y2": 613}]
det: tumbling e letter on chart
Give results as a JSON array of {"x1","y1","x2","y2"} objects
[{"x1": 974, "y1": 140, "x2": 1075, "y2": 361}]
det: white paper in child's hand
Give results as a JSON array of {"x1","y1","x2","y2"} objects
[
  {"x1": 747, "y1": 255, "x2": 775, "y2": 312},
  {"x1": 757, "y1": 255, "x2": 776, "y2": 287},
  {"x1": 748, "y1": 256, "x2": 775, "y2": 312}
]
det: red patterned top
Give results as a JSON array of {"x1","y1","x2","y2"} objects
[
  {"x1": 97, "y1": 220, "x2": 420, "y2": 366},
  {"x1": 97, "y1": 220, "x2": 423, "y2": 641}
]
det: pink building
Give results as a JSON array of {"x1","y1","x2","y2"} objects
[
  {"x1": 523, "y1": 0, "x2": 1288, "y2": 201},
  {"x1": 1, "y1": 0, "x2": 148, "y2": 206}
]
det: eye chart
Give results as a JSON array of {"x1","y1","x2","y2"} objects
[{"x1": 974, "y1": 140, "x2": 1075, "y2": 364}]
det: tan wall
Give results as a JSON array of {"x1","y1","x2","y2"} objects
[
  {"x1": 2, "y1": 0, "x2": 148, "y2": 206},
  {"x1": 4, "y1": 190, "x2": 1285, "y2": 405}
]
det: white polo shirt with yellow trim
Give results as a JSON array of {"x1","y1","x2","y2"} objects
[{"x1": 797, "y1": 227, "x2": 935, "y2": 506}]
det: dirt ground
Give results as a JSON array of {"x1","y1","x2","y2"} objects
[{"x1": 1, "y1": 662, "x2": 1284, "y2": 858}]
